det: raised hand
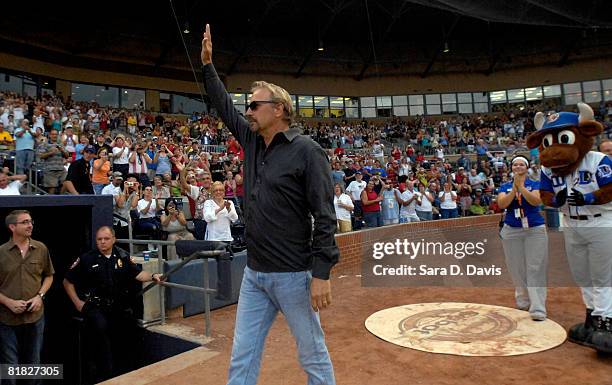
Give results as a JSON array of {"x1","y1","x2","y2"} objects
[{"x1": 201, "y1": 24, "x2": 212, "y2": 65}]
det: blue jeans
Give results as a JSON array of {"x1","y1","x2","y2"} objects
[
  {"x1": 416, "y1": 211, "x2": 433, "y2": 221},
  {"x1": 227, "y1": 267, "x2": 335, "y2": 385},
  {"x1": 441, "y1": 208, "x2": 458, "y2": 219},
  {"x1": 16, "y1": 149, "x2": 34, "y2": 175},
  {"x1": 0, "y1": 317, "x2": 45, "y2": 385},
  {"x1": 93, "y1": 183, "x2": 108, "y2": 195},
  {"x1": 363, "y1": 211, "x2": 383, "y2": 228}
]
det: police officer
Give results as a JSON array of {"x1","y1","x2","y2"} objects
[{"x1": 63, "y1": 226, "x2": 162, "y2": 382}]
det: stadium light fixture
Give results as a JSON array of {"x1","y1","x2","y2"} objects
[
  {"x1": 183, "y1": 22, "x2": 190, "y2": 34},
  {"x1": 443, "y1": 42, "x2": 450, "y2": 53},
  {"x1": 318, "y1": 39, "x2": 324, "y2": 52}
]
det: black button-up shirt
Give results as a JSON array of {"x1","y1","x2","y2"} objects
[{"x1": 203, "y1": 64, "x2": 339, "y2": 279}]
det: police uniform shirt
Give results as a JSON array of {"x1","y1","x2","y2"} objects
[
  {"x1": 500, "y1": 179, "x2": 545, "y2": 227},
  {"x1": 540, "y1": 151, "x2": 612, "y2": 217},
  {"x1": 64, "y1": 247, "x2": 141, "y2": 303}
]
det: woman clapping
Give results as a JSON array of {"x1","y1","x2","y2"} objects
[
  {"x1": 498, "y1": 156, "x2": 548, "y2": 321},
  {"x1": 203, "y1": 181, "x2": 238, "y2": 242}
]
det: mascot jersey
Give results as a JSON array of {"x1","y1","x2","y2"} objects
[{"x1": 540, "y1": 151, "x2": 612, "y2": 218}]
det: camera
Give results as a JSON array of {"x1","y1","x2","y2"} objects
[
  {"x1": 126, "y1": 181, "x2": 134, "y2": 187},
  {"x1": 173, "y1": 198, "x2": 183, "y2": 211}
]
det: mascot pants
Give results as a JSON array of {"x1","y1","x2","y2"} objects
[
  {"x1": 501, "y1": 224, "x2": 548, "y2": 317},
  {"x1": 563, "y1": 216, "x2": 612, "y2": 318}
]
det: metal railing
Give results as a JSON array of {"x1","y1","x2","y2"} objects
[{"x1": 115, "y1": 238, "x2": 226, "y2": 337}]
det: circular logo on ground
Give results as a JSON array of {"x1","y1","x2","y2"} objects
[
  {"x1": 365, "y1": 302, "x2": 566, "y2": 356},
  {"x1": 399, "y1": 307, "x2": 517, "y2": 342}
]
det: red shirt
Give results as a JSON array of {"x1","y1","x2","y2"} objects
[
  {"x1": 227, "y1": 139, "x2": 241, "y2": 155},
  {"x1": 362, "y1": 190, "x2": 380, "y2": 213}
]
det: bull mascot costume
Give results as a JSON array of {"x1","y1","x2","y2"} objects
[{"x1": 526, "y1": 102, "x2": 612, "y2": 354}]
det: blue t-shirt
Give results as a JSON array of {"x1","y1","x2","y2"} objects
[{"x1": 500, "y1": 179, "x2": 545, "y2": 227}]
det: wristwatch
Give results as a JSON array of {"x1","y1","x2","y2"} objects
[{"x1": 38, "y1": 292, "x2": 45, "y2": 299}]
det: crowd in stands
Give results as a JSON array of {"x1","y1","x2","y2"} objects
[{"x1": 1, "y1": 89, "x2": 611, "y2": 242}]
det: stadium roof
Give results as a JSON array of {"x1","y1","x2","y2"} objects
[{"x1": 2, "y1": 0, "x2": 612, "y2": 82}]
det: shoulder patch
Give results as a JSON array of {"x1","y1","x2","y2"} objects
[
  {"x1": 597, "y1": 164, "x2": 611, "y2": 179},
  {"x1": 70, "y1": 257, "x2": 80, "y2": 269}
]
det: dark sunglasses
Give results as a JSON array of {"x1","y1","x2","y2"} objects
[{"x1": 246, "y1": 100, "x2": 278, "y2": 111}]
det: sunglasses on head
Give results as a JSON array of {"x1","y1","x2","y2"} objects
[{"x1": 246, "y1": 100, "x2": 278, "y2": 111}]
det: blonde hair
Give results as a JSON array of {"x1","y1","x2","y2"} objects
[
  {"x1": 251, "y1": 81, "x2": 294, "y2": 124},
  {"x1": 211, "y1": 181, "x2": 224, "y2": 192}
]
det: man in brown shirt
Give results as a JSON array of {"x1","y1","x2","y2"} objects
[{"x1": 0, "y1": 210, "x2": 54, "y2": 374}]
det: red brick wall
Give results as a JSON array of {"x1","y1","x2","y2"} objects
[{"x1": 332, "y1": 214, "x2": 502, "y2": 275}]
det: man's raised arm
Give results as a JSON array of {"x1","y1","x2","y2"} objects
[{"x1": 200, "y1": 24, "x2": 250, "y2": 145}]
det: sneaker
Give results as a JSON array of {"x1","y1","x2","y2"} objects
[{"x1": 531, "y1": 313, "x2": 547, "y2": 321}]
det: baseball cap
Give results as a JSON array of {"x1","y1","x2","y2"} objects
[
  {"x1": 476, "y1": 188, "x2": 482, "y2": 193},
  {"x1": 111, "y1": 171, "x2": 123, "y2": 179},
  {"x1": 354, "y1": 171, "x2": 362, "y2": 175},
  {"x1": 84, "y1": 145, "x2": 96, "y2": 154}
]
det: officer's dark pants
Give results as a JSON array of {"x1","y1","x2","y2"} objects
[
  {"x1": 82, "y1": 306, "x2": 138, "y2": 383},
  {"x1": 192, "y1": 218, "x2": 207, "y2": 240}
]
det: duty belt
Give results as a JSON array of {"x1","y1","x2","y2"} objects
[
  {"x1": 87, "y1": 296, "x2": 114, "y2": 308},
  {"x1": 569, "y1": 213, "x2": 601, "y2": 220}
]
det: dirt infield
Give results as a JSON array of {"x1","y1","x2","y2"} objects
[{"x1": 143, "y1": 274, "x2": 612, "y2": 385}]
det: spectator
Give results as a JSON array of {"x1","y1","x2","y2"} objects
[
  {"x1": 92, "y1": 147, "x2": 112, "y2": 195},
  {"x1": 397, "y1": 180, "x2": 421, "y2": 223},
  {"x1": 331, "y1": 162, "x2": 345, "y2": 186},
  {"x1": 153, "y1": 143, "x2": 173, "y2": 177},
  {"x1": 14, "y1": 119, "x2": 36, "y2": 175},
  {"x1": 456, "y1": 150, "x2": 471, "y2": 170},
  {"x1": 457, "y1": 177, "x2": 473, "y2": 217},
  {"x1": 0, "y1": 168, "x2": 27, "y2": 196},
  {"x1": 37, "y1": 128, "x2": 68, "y2": 194},
  {"x1": 234, "y1": 172, "x2": 244, "y2": 210},
  {"x1": 112, "y1": 135, "x2": 130, "y2": 178},
  {"x1": 361, "y1": 180, "x2": 383, "y2": 228},
  {"x1": 74, "y1": 134, "x2": 89, "y2": 161},
  {"x1": 203, "y1": 181, "x2": 238, "y2": 241},
  {"x1": 63, "y1": 145, "x2": 96, "y2": 195},
  {"x1": 135, "y1": 186, "x2": 162, "y2": 245},
  {"x1": 469, "y1": 194, "x2": 488, "y2": 215},
  {"x1": 372, "y1": 139, "x2": 385, "y2": 164},
  {"x1": 346, "y1": 172, "x2": 366, "y2": 230},
  {"x1": 333, "y1": 183, "x2": 353, "y2": 233},
  {"x1": 160, "y1": 199, "x2": 195, "y2": 260},
  {"x1": 342, "y1": 159, "x2": 356, "y2": 187},
  {"x1": 151, "y1": 175, "x2": 171, "y2": 199},
  {"x1": 599, "y1": 139, "x2": 612, "y2": 157},
  {"x1": 102, "y1": 174, "x2": 139, "y2": 243},
  {"x1": 191, "y1": 171, "x2": 212, "y2": 240},
  {"x1": 415, "y1": 183, "x2": 434, "y2": 221},
  {"x1": 224, "y1": 171, "x2": 236, "y2": 198},
  {"x1": 61, "y1": 126, "x2": 78, "y2": 160},
  {"x1": 145, "y1": 141, "x2": 158, "y2": 180},
  {"x1": 128, "y1": 141, "x2": 152, "y2": 187},
  {"x1": 0, "y1": 122, "x2": 13, "y2": 149},
  {"x1": 439, "y1": 182, "x2": 458, "y2": 219},
  {"x1": 380, "y1": 178, "x2": 400, "y2": 225}
]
